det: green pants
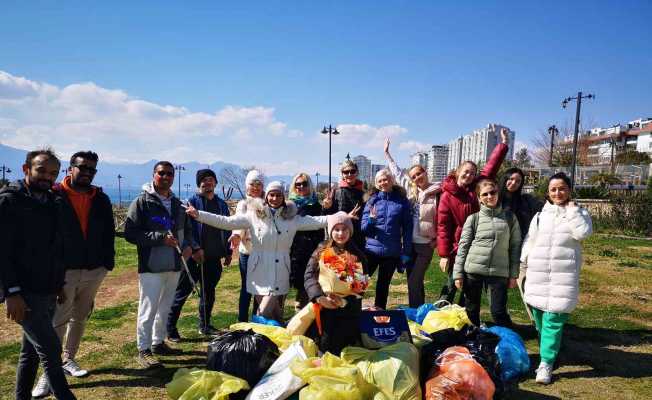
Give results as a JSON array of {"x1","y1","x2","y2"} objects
[{"x1": 531, "y1": 307, "x2": 569, "y2": 364}]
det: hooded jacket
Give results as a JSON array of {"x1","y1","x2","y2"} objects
[
  {"x1": 195, "y1": 198, "x2": 328, "y2": 296},
  {"x1": 124, "y1": 182, "x2": 194, "y2": 274},
  {"x1": 361, "y1": 186, "x2": 413, "y2": 258},
  {"x1": 453, "y1": 205, "x2": 522, "y2": 280},
  {"x1": 54, "y1": 178, "x2": 115, "y2": 271},
  {"x1": 322, "y1": 181, "x2": 366, "y2": 249},
  {"x1": 499, "y1": 175, "x2": 543, "y2": 240},
  {"x1": 0, "y1": 180, "x2": 65, "y2": 297},
  {"x1": 437, "y1": 143, "x2": 508, "y2": 258},
  {"x1": 188, "y1": 193, "x2": 231, "y2": 259},
  {"x1": 521, "y1": 202, "x2": 593, "y2": 313},
  {"x1": 388, "y1": 159, "x2": 442, "y2": 242}
]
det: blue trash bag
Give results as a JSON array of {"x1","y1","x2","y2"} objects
[
  {"x1": 401, "y1": 307, "x2": 419, "y2": 323},
  {"x1": 485, "y1": 326, "x2": 530, "y2": 383},
  {"x1": 415, "y1": 303, "x2": 438, "y2": 325},
  {"x1": 251, "y1": 315, "x2": 283, "y2": 327}
]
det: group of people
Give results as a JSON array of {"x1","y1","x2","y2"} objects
[{"x1": 1, "y1": 132, "x2": 593, "y2": 399}]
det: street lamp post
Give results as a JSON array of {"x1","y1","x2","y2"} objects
[
  {"x1": 547, "y1": 125, "x2": 558, "y2": 167},
  {"x1": 1, "y1": 164, "x2": 11, "y2": 187},
  {"x1": 175, "y1": 164, "x2": 186, "y2": 196},
  {"x1": 184, "y1": 183, "x2": 191, "y2": 198},
  {"x1": 321, "y1": 125, "x2": 340, "y2": 188},
  {"x1": 315, "y1": 172, "x2": 320, "y2": 191},
  {"x1": 117, "y1": 174, "x2": 123, "y2": 208},
  {"x1": 562, "y1": 91, "x2": 595, "y2": 189}
]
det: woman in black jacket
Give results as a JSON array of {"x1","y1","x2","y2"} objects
[
  {"x1": 289, "y1": 173, "x2": 325, "y2": 308},
  {"x1": 499, "y1": 167, "x2": 542, "y2": 240},
  {"x1": 322, "y1": 160, "x2": 366, "y2": 250}
]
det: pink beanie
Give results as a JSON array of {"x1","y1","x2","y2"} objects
[{"x1": 327, "y1": 211, "x2": 354, "y2": 238}]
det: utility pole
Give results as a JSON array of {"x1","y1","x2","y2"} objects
[
  {"x1": 175, "y1": 164, "x2": 186, "y2": 196},
  {"x1": 117, "y1": 174, "x2": 123, "y2": 208},
  {"x1": 315, "y1": 172, "x2": 320, "y2": 191},
  {"x1": 1, "y1": 164, "x2": 11, "y2": 187},
  {"x1": 184, "y1": 183, "x2": 191, "y2": 198},
  {"x1": 321, "y1": 124, "x2": 340, "y2": 188},
  {"x1": 562, "y1": 92, "x2": 595, "y2": 188},
  {"x1": 547, "y1": 125, "x2": 558, "y2": 167}
]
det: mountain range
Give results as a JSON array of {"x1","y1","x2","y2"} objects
[{"x1": 0, "y1": 143, "x2": 293, "y2": 195}]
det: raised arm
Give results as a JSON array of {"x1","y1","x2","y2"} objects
[
  {"x1": 196, "y1": 210, "x2": 251, "y2": 231},
  {"x1": 295, "y1": 215, "x2": 328, "y2": 231},
  {"x1": 384, "y1": 138, "x2": 410, "y2": 190},
  {"x1": 479, "y1": 128, "x2": 509, "y2": 180}
]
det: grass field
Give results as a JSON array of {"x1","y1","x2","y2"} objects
[{"x1": 0, "y1": 234, "x2": 651, "y2": 399}]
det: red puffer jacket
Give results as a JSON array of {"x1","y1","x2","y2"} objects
[{"x1": 437, "y1": 143, "x2": 508, "y2": 258}]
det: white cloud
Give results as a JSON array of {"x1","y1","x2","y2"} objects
[
  {"x1": 398, "y1": 140, "x2": 431, "y2": 153},
  {"x1": 0, "y1": 70, "x2": 418, "y2": 174}
]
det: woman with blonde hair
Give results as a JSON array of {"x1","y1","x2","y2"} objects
[
  {"x1": 361, "y1": 168, "x2": 413, "y2": 309},
  {"x1": 288, "y1": 173, "x2": 324, "y2": 308}
]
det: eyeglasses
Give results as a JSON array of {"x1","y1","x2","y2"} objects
[
  {"x1": 156, "y1": 171, "x2": 174, "y2": 177},
  {"x1": 480, "y1": 190, "x2": 497, "y2": 197},
  {"x1": 294, "y1": 181, "x2": 309, "y2": 188},
  {"x1": 72, "y1": 165, "x2": 98, "y2": 174},
  {"x1": 342, "y1": 169, "x2": 357, "y2": 175}
]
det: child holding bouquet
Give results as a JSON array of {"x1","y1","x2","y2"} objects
[{"x1": 303, "y1": 212, "x2": 369, "y2": 355}]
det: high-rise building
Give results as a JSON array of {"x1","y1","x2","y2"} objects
[
  {"x1": 428, "y1": 145, "x2": 449, "y2": 182},
  {"x1": 352, "y1": 155, "x2": 372, "y2": 184},
  {"x1": 410, "y1": 152, "x2": 428, "y2": 169},
  {"x1": 447, "y1": 124, "x2": 515, "y2": 170},
  {"x1": 371, "y1": 163, "x2": 385, "y2": 180}
]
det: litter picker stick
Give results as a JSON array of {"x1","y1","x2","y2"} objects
[{"x1": 168, "y1": 229, "x2": 200, "y2": 297}]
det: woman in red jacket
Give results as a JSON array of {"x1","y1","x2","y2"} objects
[{"x1": 437, "y1": 127, "x2": 510, "y2": 304}]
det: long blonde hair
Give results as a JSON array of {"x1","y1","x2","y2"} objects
[{"x1": 289, "y1": 172, "x2": 314, "y2": 197}]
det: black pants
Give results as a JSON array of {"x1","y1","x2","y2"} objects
[
  {"x1": 462, "y1": 273, "x2": 512, "y2": 327},
  {"x1": 16, "y1": 293, "x2": 76, "y2": 400},
  {"x1": 308, "y1": 296, "x2": 362, "y2": 356},
  {"x1": 366, "y1": 252, "x2": 400, "y2": 310},
  {"x1": 438, "y1": 256, "x2": 465, "y2": 307},
  {"x1": 167, "y1": 258, "x2": 223, "y2": 332}
]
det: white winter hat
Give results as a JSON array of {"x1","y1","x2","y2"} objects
[
  {"x1": 327, "y1": 211, "x2": 353, "y2": 238},
  {"x1": 265, "y1": 181, "x2": 284, "y2": 194},
  {"x1": 245, "y1": 170, "x2": 264, "y2": 186}
]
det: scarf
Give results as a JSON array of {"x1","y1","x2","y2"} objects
[
  {"x1": 339, "y1": 179, "x2": 364, "y2": 191},
  {"x1": 288, "y1": 192, "x2": 318, "y2": 209}
]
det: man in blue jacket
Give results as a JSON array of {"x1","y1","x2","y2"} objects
[{"x1": 167, "y1": 169, "x2": 231, "y2": 339}]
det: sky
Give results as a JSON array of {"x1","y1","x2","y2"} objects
[{"x1": 1, "y1": 0, "x2": 651, "y2": 175}]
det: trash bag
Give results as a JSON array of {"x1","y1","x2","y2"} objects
[
  {"x1": 463, "y1": 327, "x2": 503, "y2": 397},
  {"x1": 340, "y1": 342, "x2": 421, "y2": 400},
  {"x1": 207, "y1": 329, "x2": 280, "y2": 387},
  {"x1": 421, "y1": 305, "x2": 472, "y2": 334},
  {"x1": 252, "y1": 315, "x2": 283, "y2": 327},
  {"x1": 425, "y1": 346, "x2": 495, "y2": 400},
  {"x1": 401, "y1": 306, "x2": 419, "y2": 323},
  {"x1": 289, "y1": 352, "x2": 385, "y2": 400},
  {"x1": 166, "y1": 368, "x2": 250, "y2": 400},
  {"x1": 401, "y1": 303, "x2": 439, "y2": 325},
  {"x1": 230, "y1": 322, "x2": 318, "y2": 357},
  {"x1": 287, "y1": 303, "x2": 317, "y2": 336},
  {"x1": 407, "y1": 320, "x2": 432, "y2": 349},
  {"x1": 246, "y1": 341, "x2": 308, "y2": 400},
  {"x1": 486, "y1": 326, "x2": 530, "y2": 383}
]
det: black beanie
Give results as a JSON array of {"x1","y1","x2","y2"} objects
[{"x1": 196, "y1": 169, "x2": 217, "y2": 187}]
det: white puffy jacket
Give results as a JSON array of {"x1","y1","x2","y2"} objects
[
  {"x1": 196, "y1": 198, "x2": 327, "y2": 296},
  {"x1": 520, "y1": 202, "x2": 592, "y2": 313}
]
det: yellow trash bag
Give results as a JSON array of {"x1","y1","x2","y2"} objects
[
  {"x1": 230, "y1": 322, "x2": 318, "y2": 357},
  {"x1": 340, "y1": 342, "x2": 421, "y2": 400},
  {"x1": 166, "y1": 368, "x2": 249, "y2": 400},
  {"x1": 286, "y1": 303, "x2": 317, "y2": 336},
  {"x1": 407, "y1": 320, "x2": 432, "y2": 349},
  {"x1": 289, "y1": 352, "x2": 387, "y2": 400},
  {"x1": 421, "y1": 304, "x2": 472, "y2": 334}
]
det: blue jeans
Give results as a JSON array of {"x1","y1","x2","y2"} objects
[
  {"x1": 238, "y1": 253, "x2": 252, "y2": 322},
  {"x1": 16, "y1": 293, "x2": 76, "y2": 400}
]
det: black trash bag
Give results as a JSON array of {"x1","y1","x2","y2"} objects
[
  {"x1": 463, "y1": 326, "x2": 504, "y2": 398},
  {"x1": 207, "y1": 329, "x2": 280, "y2": 388},
  {"x1": 420, "y1": 327, "x2": 470, "y2": 383}
]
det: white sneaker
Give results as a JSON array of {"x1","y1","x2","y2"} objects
[
  {"x1": 31, "y1": 374, "x2": 50, "y2": 398},
  {"x1": 535, "y1": 361, "x2": 553, "y2": 384},
  {"x1": 63, "y1": 359, "x2": 89, "y2": 377}
]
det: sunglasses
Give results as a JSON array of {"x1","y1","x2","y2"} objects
[
  {"x1": 342, "y1": 169, "x2": 357, "y2": 175},
  {"x1": 72, "y1": 164, "x2": 98, "y2": 174},
  {"x1": 480, "y1": 190, "x2": 497, "y2": 197},
  {"x1": 294, "y1": 181, "x2": 309, "y2": 188},
  {"x1": 156, "y1": 171, "x2": 174, "y2": 177}
]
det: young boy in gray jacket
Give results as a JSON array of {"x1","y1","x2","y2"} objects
[{"x1": 453, "y1": 178, "x2": 521, "y2": 327}]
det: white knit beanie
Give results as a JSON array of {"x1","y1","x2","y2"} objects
[
  {"x1": 245, "y1": 170, "x2": 264, "y2": 186},
  {"x1": 265, "y1": 180, "x2": 284, "y2": 194}
]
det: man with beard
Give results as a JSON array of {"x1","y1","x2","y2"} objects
[
  {"x1": 167, "y1": 169, "x2": 231, "y2": 340},
  {"x1": 31, "y1": 151, "x2": 115, "y2": 397},
  {"x1": 0, "y1": 149, "x2": 77, "y2": 400},
  {"x1": 124, "y1": 161, "x2": 193, "y2": 369}
]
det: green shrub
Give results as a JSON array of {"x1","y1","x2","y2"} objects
[
  {"x1": 593, "y1": 193, "x2": 652, "y2": 236},
  {"x1": 574, "y1": 186, "x2": 610, "y2": 199}
]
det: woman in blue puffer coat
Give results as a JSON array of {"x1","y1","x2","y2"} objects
[{"x1": 361, "y1": 169, "x2": 413, "y2": 309}]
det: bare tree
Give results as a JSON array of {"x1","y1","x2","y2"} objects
[
  {"x1": 532, "y1": 117, "x2": 599, "y2": 167},
  {"x1": 219, "y1": 165, "x2": 261, "y2": 199}
]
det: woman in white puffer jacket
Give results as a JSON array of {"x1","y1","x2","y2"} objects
[
  {"x1": 186, "y1": 181, "x2": 329, "y2": 322},
  {"x1": 520, "y1": 172, "x2": 592, "y2": 385}
]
